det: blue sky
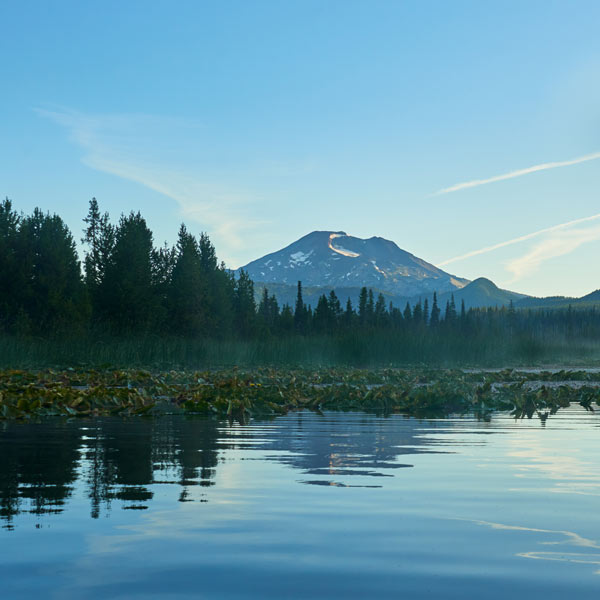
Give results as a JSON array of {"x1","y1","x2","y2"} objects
[{"x1": 1, "y1": 0, "x2": 599, "y2": 296}]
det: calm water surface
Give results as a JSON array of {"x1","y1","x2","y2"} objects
[{"x1": 1, "y1": 409, "x2": 599, "y2": 599}]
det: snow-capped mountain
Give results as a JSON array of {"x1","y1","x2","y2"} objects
[{"x1": 237, "y1": 231, "x2": 469, "y2": 297}]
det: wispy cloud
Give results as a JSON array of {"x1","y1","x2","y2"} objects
[
  {"x1": 505, "y1": 223, "x2": 600, "y2": 282},
  {"x1": 36, "y1": 107, "x2": 268, "y2": 263},
  {"x1": 433, "y1": 151, "x2": 600, "y2": 196},
  {"x1": 439, "y1": 212, "x2": 600, "y2": 267}
]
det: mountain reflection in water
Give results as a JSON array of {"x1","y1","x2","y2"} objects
[{"x1": 0, "y1": 412, "x2": 444, "y2": 525}]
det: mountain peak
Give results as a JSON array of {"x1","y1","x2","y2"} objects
[
  {"x1": 238, "y1": 231, "x2": 469, "y2": 297},
  {"x1": 470, "y1": 277, "x2": 498, "y2": 290}
]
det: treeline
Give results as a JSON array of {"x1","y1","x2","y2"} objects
[
  {"x1": 261, "y1": 280, "x2": 600, "y2": 344},
  {"x1": 1, "y1": 197, "x2": 600, "y2": 361},
  {"x1": 0, "y1": 198, "x2": 255, "y2": 337}
]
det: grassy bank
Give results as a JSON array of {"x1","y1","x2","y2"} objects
[{"x1": 2, "y1": 333, "x2": 600, "y2": 370}]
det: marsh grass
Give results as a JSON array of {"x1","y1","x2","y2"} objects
[{"x1": 2, "y1": 331, "x2": 600, "y2": 370}]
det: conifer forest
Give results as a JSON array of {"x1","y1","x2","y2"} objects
[{"x1": 1, "y1": 197, "x2": 600, "y2": 367}]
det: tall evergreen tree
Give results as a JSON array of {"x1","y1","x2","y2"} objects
[
  {"x1": 279, "y1": 303, "x2": 294, "y2": 333},
  {"x1": 0, "y1": 198, "x2": 22, "y2": 332},
  {"x1": 344, "y1": 298, "x2": 355, "y2": 327},
  {"x1": 101, "y1": 211, "x2": 157, "y2": 332},
  {"x1": 167, "y1": 224, "x2": 205, "y2": 336},
  {"x1": 358, "y1": 287, "x2": 368, "y2": 326},
  {"x1": 430, "y1": 292, "x2": 440, "y2": 326},
  {"x1": 314, "y1": 294, "x2": 332, "y2": 333},
  {"x1": 412, "y1": 300, "x2": 423, "y2": 323},
  {"x1": 294, "y1": 281, "x2": 307, "y2": 333},
  {"x1": 82, "y1": 198, "x2": 115, "y2": 320},
  {"x1": 374, "y1": 293, "x2": 387, "y2": 326},
  {"x1": 18, "y1": 208, "x2": 87, "y2": 333},
  {"x1": 233, "y1": 269, "x2": 256, "y2": 338},
  {"x1": 197, "y1": 232, "x2": 233, "y2": 338},
  {"x1": 366, "y1": 289, "x2": 375, "y2": 324}
]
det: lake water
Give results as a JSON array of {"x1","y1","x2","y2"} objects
[{"x1": 1, "y1": 409, "x2": 599, "y2": 599}]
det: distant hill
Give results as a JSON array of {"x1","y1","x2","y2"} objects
[
  {"x1": 410, "y1": 278, "x2": 527, "y2": 311},
  {"x1": 580, "y1": 288, "x2": 600, "y2": 302},
  {"x1": 513, "y1": 287, "x2": 600, "y2": 310}
]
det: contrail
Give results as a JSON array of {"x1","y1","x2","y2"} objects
[
  {"x1": 433, "y1": 151, "x2": 600, "y2": 196},
  {"x1": 439, "y1": 212, "x2": 600, "y2": 266}
]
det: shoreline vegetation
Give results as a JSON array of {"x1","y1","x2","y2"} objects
[
  {"x1": 2, "y1": 197, "x2": 600, "y2": 421},
  {"x1": 2, "y1": 335, "x2": 600, "y2": 370},
  {"x1": 1, "y1": 367, "x2": 599, "y2": 422}
]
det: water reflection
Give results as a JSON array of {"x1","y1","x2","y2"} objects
[
  {"x1": 0, "y1": 413, "x2": 444, "y2": 527},
  {"x1": 0, "y1": 416, "x2": 222, "y2": 527},
  {"x1": 469, "y1": 520, "x2": 600, "y2": 575},
  {"x1": 0, "y1": 420, "x2": 81, "y2": 524},
  {"x1": 2, "y1": 410, "x2": 600, "y2": 599}
]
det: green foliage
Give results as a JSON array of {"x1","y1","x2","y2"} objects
[
  {"x1": 0, "y1": 202, "x2": 87, "y2": 334},
  {"x1": 1, "y1": 366, "x2": 598, "y2": 421}
]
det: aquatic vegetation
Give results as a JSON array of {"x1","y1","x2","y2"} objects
[{"x1": 0, "y1": 367, "x2": 598, "y2": 422}]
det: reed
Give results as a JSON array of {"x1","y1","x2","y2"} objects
[{"x1": 1, "y1": 331, "x2": 600, "y2": 369}]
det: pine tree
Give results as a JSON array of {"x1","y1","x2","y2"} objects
[
  {"x1": 344, "y1": 298, "x2": 355, "y2": 328},
  {"x1": 367, "y1": 289, "x2": 375, "y2": 325},
  {"x1": 234, "y1": 269, "x2": 256, "y2": 338},
  {"x1": 358, "y1": 287, "x2": 368, "y2": 326},
  {"x1": 279, "y1": 303, "x2": 294, "y2": 333},
  {"x1": 374, "y1": 293, "x2": 386, "y2": 327},
  {"x1": 430, "y1": 292, "x2": 440, "y2": 326},
  {"x1": 167, "y1": 224, "x2": 205, "y2": 336},
  {"x1": 413, "y1": 300, "x2": 423, "y2": 323},
  {"x1": 82, "y1": 198, "x2": 115, "y2": 317},
  {"x1": 0, "y1": 198, "x2": 22, "y2": 332},
  {"x1": 294, "y1": 281, "x2": 307, "y2": 333},
  {"x1": 314, "y1": 294, "x2": 331, "y2": 333},
  {"x1": 444, "y1": 300, "x2": 451, "y2": 321},
  {"x1": 445, "y1": 294, "x2": 457, "y2": 323},
  {"x1": 197, "y1": 232, "x2": 233, "y2": 338},
  {"x1": 101, "y1": 211, "x2": 157, "y2": 332},
  {"x1": 18, "y1": 208, "x2": 87, "y2": 333},
  {"x1": 257, "y1": 287, "x2": 279, "y2": 334},
  {"x1": 328, "y1": 290, "x2": 342, "y2": 322},
  {"x1": 152, "y1": 242, "x2": 176, "y2": 329}
]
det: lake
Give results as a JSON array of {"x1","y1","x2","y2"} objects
[{"x1": 1, "y1": 409, "x2": 599, "y2": 599}]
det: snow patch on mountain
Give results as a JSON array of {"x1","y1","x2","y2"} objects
[
  {"x1": 289, "y1": 250, "x2": 313, "y2": 264},
  {"x1": 328, "y1": 233, "x2": 361, "y2": 258}
]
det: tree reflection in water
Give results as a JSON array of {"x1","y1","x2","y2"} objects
[
  {"x1": 0, "y1": 416, "x2": 221, "y2": 527},
  {"x1": 0, "y1": 412, "x2": 446, "y2": 528}
]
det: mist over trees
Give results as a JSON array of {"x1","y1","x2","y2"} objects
[{"x1": 1, "y1": 197, "x2": 600, "y2": 364}]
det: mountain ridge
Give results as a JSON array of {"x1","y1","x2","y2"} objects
[{"x1": 238, "y1": 230, "x2": 469, "y2": 298}]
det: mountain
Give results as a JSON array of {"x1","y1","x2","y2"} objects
[
  {"x1": 240, "y1": 231, "x2": 600, "y2": 310},
  {"x1": 579, "y1": 288, "x2": 600, "y2": 302},
  {"x1": 238, "y1": 230, "x2": 469, "y2": 298},
  {"x1": 425, "y1": 278, "x2": 527, "y2": 310}
]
